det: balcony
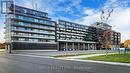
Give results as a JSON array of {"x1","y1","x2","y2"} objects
[
  {"x1": 11, "y1": 29, "x2": 55, "y2": 35},
  {"x1": 12, "y1": 23, "x2": 55, "y2": 31},
  {"x1": 11, "y1": 16, "x2": 55, "y2": 27},
  {"x1": 12, "y1": 40, "x2": 56, "y2": 44},
  {"x1": 12, "y1": 35, "x2": 55, "y2": 40}
]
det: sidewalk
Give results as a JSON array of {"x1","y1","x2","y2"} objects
[
  {"x1": 63, "y1": 53, "x2": 116, "y2": 59},
  {"x1": 66, "y1": 53, "x2": 106, "y2": 59},
  {"x1": 68, "y1": 59, "x2": 130, "y2": 67},
  {"x1": 13, "y1": 50, "x2": 116, "y2": 56},
  {"x1": 55, "y1": 53, "x2": 130, "y2": 67}
]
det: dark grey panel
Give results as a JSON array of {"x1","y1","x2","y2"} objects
[{"x1": 12, "y1": 42, "x2": 57, "y2": 50}]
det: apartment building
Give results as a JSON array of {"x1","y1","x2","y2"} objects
[
  {"x1": 57, "y1": 20, "x2": 96, "y2": 50},
  {"x1": 111, "y1": 31, "x2": 121, "y2": 50},
  {"x1": 5, "y1": 4, "x2": 121, "y2": 51},
  {"x1": 5, "y1": 4, "x2": 57, "y2": 50},
  {"x1": 91, "y1": 22, "x2": 121, "y2": 50}
]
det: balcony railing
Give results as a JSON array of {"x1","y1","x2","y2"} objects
[{"x1": 12, "y1": 35, "x2": 55, "y2": 39}]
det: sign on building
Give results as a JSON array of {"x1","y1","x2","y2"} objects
[{"x1": 0, "y1": 0, "x2": 14, "y2": 17}]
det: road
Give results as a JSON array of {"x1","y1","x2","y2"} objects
[
  {"x1": 0, "y1": 52, "x2": 130, "y2": 73},
  {"x1": 13, "y1": 50, "x2": 116, "y2": 56}
]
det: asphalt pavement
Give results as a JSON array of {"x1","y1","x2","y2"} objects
[
  {"x1": 13, "y1": 50, "x2": 116, "y2": 56},
  {"x1": 0, "y1": 52, "x2": 130, "y2": 73}
]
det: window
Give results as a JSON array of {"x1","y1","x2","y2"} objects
[
  {"x1": 35, "y1": 19, "x2": 38, "y2": 22},
  {"x1": 16, "y1": 27, "x2": 19, "y2": 30},
  {"x1": 25, "y1": 38, "x2": 29, "y2": 41},
  {"x1": 48, "y1": 40, "x2": 55, "y2": 42},
  {"x1": 19, "y1": 38, "x2": 25, "y2": 41},
  {"x1": 31, "y1": 34, "x2": 34, "y2": 36},
  {"x1": 25, "y1": 27, "x2": 28, "y2": 30},
  {"x1": 59, "y1": 24, "x2": 65, "y2": 28},
  {"x1": 60, "y1": 21, "x2": 65, "y2": 25}
]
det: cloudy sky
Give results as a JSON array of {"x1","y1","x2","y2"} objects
[{"x1": 0, "y1": 0, "x2": 130, "y2": 43}]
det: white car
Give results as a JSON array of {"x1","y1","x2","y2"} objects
[{"x1": 119, "y1": 48, "x2": 125, "y2": 51}]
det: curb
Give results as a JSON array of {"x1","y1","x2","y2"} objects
[
  {"x1": 50, "y1": 57, "x2": 130, "y2": 67},
  {"x1": 11, "y1": 53, "x2": 130, "y2": 67},
  {"x1": 67, "y1": 59, "x2": 130, "y2": 67}
]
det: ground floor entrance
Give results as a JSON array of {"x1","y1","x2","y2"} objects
[{"x1": 57, "y1": 41, "x2": 96, "y2": 51}]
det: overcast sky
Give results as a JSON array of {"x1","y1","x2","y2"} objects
[{"x1": 0, "y1": 0, "x2": 130, "y2": 43}]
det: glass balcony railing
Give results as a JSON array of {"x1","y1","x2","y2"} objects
[
  {"x1": 13, "y1": 15, "x2": 55, "y2": 26},
  {"x1": 11, "y1": 22, "x2": 55, "y2": 30},
  {"x1": 12, "y1": 29, "x2": 55, "y2": 35},
  {"x1": 12, "y1": 34, "x2": 55, "y2": 39}
]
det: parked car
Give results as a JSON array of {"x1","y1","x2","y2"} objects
[{"x1": 119, "y1": 48, "x2": 125, "y2": 51}]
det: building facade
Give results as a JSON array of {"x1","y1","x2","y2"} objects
[
  {"x1": 5, "y1": 4, "x2": 121, "y2": 51},
  {"x1": 57, "y1": 20, "x2": 96, "y2": 50},
  {"x1": 5, "y1": 4, "x2": 57, "y2": 50},
  {"x1": 111, "y1": 31, "x2": 121, "y2": 50},
  {"x1": 91, "y1": 22, "x2": 121, "y2": 50}
]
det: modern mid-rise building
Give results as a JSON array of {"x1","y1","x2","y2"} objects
[
  {"x1": 91, "y1": 22, "x2": 121, "y2": 50},
  {"x1": 5, "y1": 4, "x2": 57, "y2": 50},
  {"x1": 57, "y1": 20, "x2": 96, "y2": 50},
  {"x1": 5, "y1": 4, "x2": 121, "y2": 51}
]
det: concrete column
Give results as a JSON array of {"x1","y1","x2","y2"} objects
[
  {"x1": 83, "y1": 43, "x2": 85, "y2": 50},
  {"x1": 93, "y1": 44, "x2": 95, "y2": 50},
  {"x1": 78, "y1": 43, "x2": 80, "y2": 50},
  {"x1": 88, "y1": 44, "x2": 90, "y2": 50},
  {"x1": 8, "y1": 45, "x2": 10, "y2": 50},
  {"x1": 8, "y1": 45, "x2": 11, "y2": 53},
  {"x1": 66, "y1": 42, "x2": 68, "y2": 50},
  {"x1": 72, "y1": 43, "x2": 74, "y2": 50},
  {"x1": 57, "y1": 42, "x2": 60, "y2": 50},
  {"x1": 95, "y1": 44, "x2": 96, "y2": 50},
  {"x1": 5, "y1": 45, "x2": 8, "y2": 51}
]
